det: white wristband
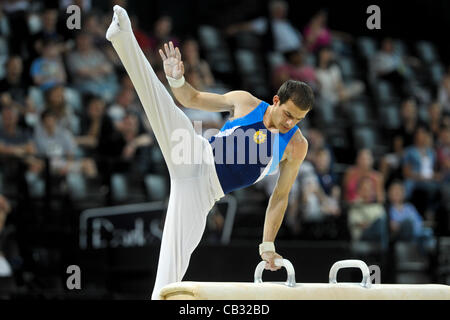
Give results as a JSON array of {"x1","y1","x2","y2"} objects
[
  {"x1": 259, "y1": 242, "x2": 275, "y2": 255},
  {"x1": 166, "y1": 75, "x2": 185, "y2": 88}
]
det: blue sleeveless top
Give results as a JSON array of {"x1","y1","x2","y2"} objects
[{"x1": 208, "y1": 101, "x2": 298, "y2": 194}]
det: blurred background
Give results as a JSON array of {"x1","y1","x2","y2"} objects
[{"x1": 0, "y1": 0, "x2": 449, "y2": 299}]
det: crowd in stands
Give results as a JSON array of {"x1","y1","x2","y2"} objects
[{"x1": 0, "y1": 0, "x2": 449, "y2": 288}]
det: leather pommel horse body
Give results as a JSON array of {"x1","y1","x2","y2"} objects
[{"x1": 160, "y1": 259, "x2": 450, "y2": 300}]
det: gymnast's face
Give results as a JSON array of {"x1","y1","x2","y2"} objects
[{"x1": 272, "y1": 96, "x2": 308, "y2": 133}]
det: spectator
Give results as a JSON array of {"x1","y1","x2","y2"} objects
[
  {"x1": 402, "y1": 125, "x2": 440, "y2": 221},
  {"x1": 181, "y1": 39, "x2": 215, "y2": 91},
  {"x1": 436, "y1": 126, "x2": 450, "y2": 183},
  {"x1": 316, "y1": 46, "x2": 364, "y2": 107},
  {"x1": 0, "y1": 194, "x2": 12, "y2": 277},
  {"x1": 428, "y1": 101, "x2": 443, "y2": 141},
  {"x1": 67, "y1": 32, "x2": 118, "y2": 102},
  {"x1": 0, "y1": 56, "x2": 31, "y2": 105},
  {"x1": 298, "y1": 174, "x2": 340, "y2": 223},
  {"x1": 379, "y1": 131, "x2": 404, "y2": 186},
  {"x1": 388, "y1": 180, "x2": 435, "y2": 251},
  {"x1": 313, "y1": 147, "x2": 340, "y2": 197},
  {"x1": 393, "y1": 98, "x2": 427, "y2": 150},
  {"x1": 34, "y1": 109, "x2": 97, "y2": 178},
  {"x1": 29, "y1": 8, "x2": 67, "y2": 60},
  {"x1": 343, "y1": 149, "x2": 384, "y2": 204},
  {"x1": 75, "y1": 95, "x2": 106, "y2": 156},
  {"x1": 98, "y1": 111, "x2": 153, "y2": 177},
  {"x1": 226, "y1": 0, "x2": 303, "y2": 53},
  {"x1": 302, "y1": 9, "x2": 353, "y2": 54},
  {"x1": 304, "y1": 127, "x2": 334, "y2": 166},
  {"x1": 148, "y1": 16, "x2": 179, "y2": 59},
  {"x1": 0, "y1": 103, "x2": 43, "y2": 176},
  {"x1": 107, "y1": 87, "x2": 140, "y2": 124},
  {"x1": 347, "y1": 176, "x2": 388, "y2": 250},
  {"x1": 272, "y1": 49, "x2": 317, "y2": 91},
  {"x1": 371, "y1": 38, "x2": 419, "y2": 98},
  {"x1": 30, "y1": 39, "x2": 67, "y2": 91},
  {"x1": 438, "y1": 73, "x2": 450, "y2": 111},
  {"x1": 0, "y1": 194, "x2": 10, "y2": 235},
  {"x1": 44, "y1": 85, "x2": 79, "y2": 134}
]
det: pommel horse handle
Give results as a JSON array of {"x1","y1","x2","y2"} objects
[
  {"x1": 254, "y1": 258, "x2": 296, "y2": 288},
  {"x1": 329, "y1": 259, "x2": 372, "y2": 288}
]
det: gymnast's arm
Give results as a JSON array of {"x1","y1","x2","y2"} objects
[
  {"x1": 261, "y1": 131, "x2": 308, "y2": 270},
  {"x1": 159, "y1": 41, "x2": 254, "y2": 114}
]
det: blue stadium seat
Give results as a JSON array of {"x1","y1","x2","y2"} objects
[
  {"x1": 235, "y1": 49, "x2": 259, "y2": 74},
  {"x1": 357, "y1": 37, "x2": 377, "y2": 59},
  {"x1": 373, "y1": 80, "x2": 398, "y2": 105},
  {"x1": 28, "y1": 86, "x2": 45, "y2": 113},
  {"x1": 393, "y1": 39, "x2": 408, "y2": 56},
  {"x1": 429, "y1": 63, "x2": 445, "y2": 85},
  {"x1": 64, "y1": 87, "x2": 82, "y2": 114},
  {"x1": 379, "y1": 104, "x2": 401, "y2": 131},
  {"x1": 352, "y1": 126, "x2": 377, "y2": 150},
  {"x1": 25, "y1": 171, "x2": 45, "y2": 198},
  {"x1": 266, "y1": 51, "x2": 285, "y2": 70},
  {"x1": 66, "y1": 172, "x2": 87, "y2": 200},
  {"x1": 198, "y1": 25, "x2": 223, "y2": 51},
  {"x1": 144, "y1": 174, "x2": 167, "y2": 201},
  {"x1": 338, "y1": 56, "x2": 357, "y2": 81},
  {"x1": 416, "y1": 41, "x2": 438, "y2": 64},
  {"x1": 111, "y1": 173, "x2": 128, "y2": 203},
  {"x1": 346, "y1": 102, "x2": 370, "y2": 126}
]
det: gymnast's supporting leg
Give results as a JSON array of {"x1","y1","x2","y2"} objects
[{"x1": 106, "y1": 6, "x2": 216, "y2": 300}]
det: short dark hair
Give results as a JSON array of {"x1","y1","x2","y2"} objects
[
  {"x1": 277, "y1": 80, "x2": 314, "y2": 111},
  {"x1": 40, "y1": 108, "x2": 57, "y2": 121}
]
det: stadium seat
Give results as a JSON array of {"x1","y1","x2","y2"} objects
[
  {"x1": 198, "y1": 25, "x2": 223, "y2": 51},
  {"x1": 352, "y1": 126, "x2": 377, "y2": 150},
  {"x1": 235, "y1": 49, "x2": 259, "y2": 74},
  {"x1": 379, "y1": 104, "x2": 401, "y2": 131},
  {"x1": 144, "y1": 174, "x2": 167, "y2": 201},
  {"x1": 394, "y1": 241, "x2": 430, "y2": 283},
  {"x1": 111, "y1": 173, "x2": 128, "y2": 203},
  {"x1": 338, "y1": 56, "x2": 357, "y2": 81},
  {"x1": 418, "y1": 104, "x2": 430, "y2": 123},
  {"x1": 0, "y1": 55, "x2": 8, "y2": 83},
  {"x1": 234, "y1": 32, "x2": 262, "y2": 50},
  {"x1": 266, "y1": 51, "x2": 285, "y2": 70},
  {"x1": 429, "y1": 63, "x2": 445, "y2": 85},
  {"x1": 28, "y1": 86, "x2": 45, "y2": 113},
  {"x1": 25, "y1": 171, "x2": 45, "y2": 198},
  {"x1": 346, "y1": 102, "x2": 370, "y2": 126},
  {"x1": 314, "y1": 99, "x2": 335, "y2": 126},
  {"x1": 305, "y1": 54, "x2": 316, "y2": 67},
  {"x1": 416, "y1": 41, "x2": 438, "y2": 64},
  {"x1": 64, "y1": 87, "x2": 82, "y2": 114},
  {"x1": 66, "y1": 172, "x2": 87, "y2": 200},
  {"x1": 0, "y1": 36, "x2": 9, "y2": 56},
  {"x1": 373, "y1": 80, "x2": 398, "y2": 105},
  {"x1": 357, "y1": 36, "x2": 377, "y2": 59},
  {"x1": 393, "y1": 39, "x2": 408, "y2": 56},
  {"x1": 198, "y1": 25, "x2": 234, "y2": 75}
]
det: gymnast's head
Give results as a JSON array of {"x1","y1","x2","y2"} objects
[{"x1": 272, "y1": 80, "x2": 314, "y2": 133}]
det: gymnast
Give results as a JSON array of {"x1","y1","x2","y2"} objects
[{"x1": 106, "y1": 5, "x2": 313, "y2": 300}]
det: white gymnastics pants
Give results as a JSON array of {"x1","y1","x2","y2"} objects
[{"x1": 107, "y1": 9, "x2": 224, "y2": 300}]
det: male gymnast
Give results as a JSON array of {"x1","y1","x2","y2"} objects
[{"x1": 106, "y1": 5, "x2": 314, "y2": 300}]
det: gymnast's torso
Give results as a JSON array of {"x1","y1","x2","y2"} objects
[{"x1": 208, "y1": 100, "x2": 299, "y2": 194}]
